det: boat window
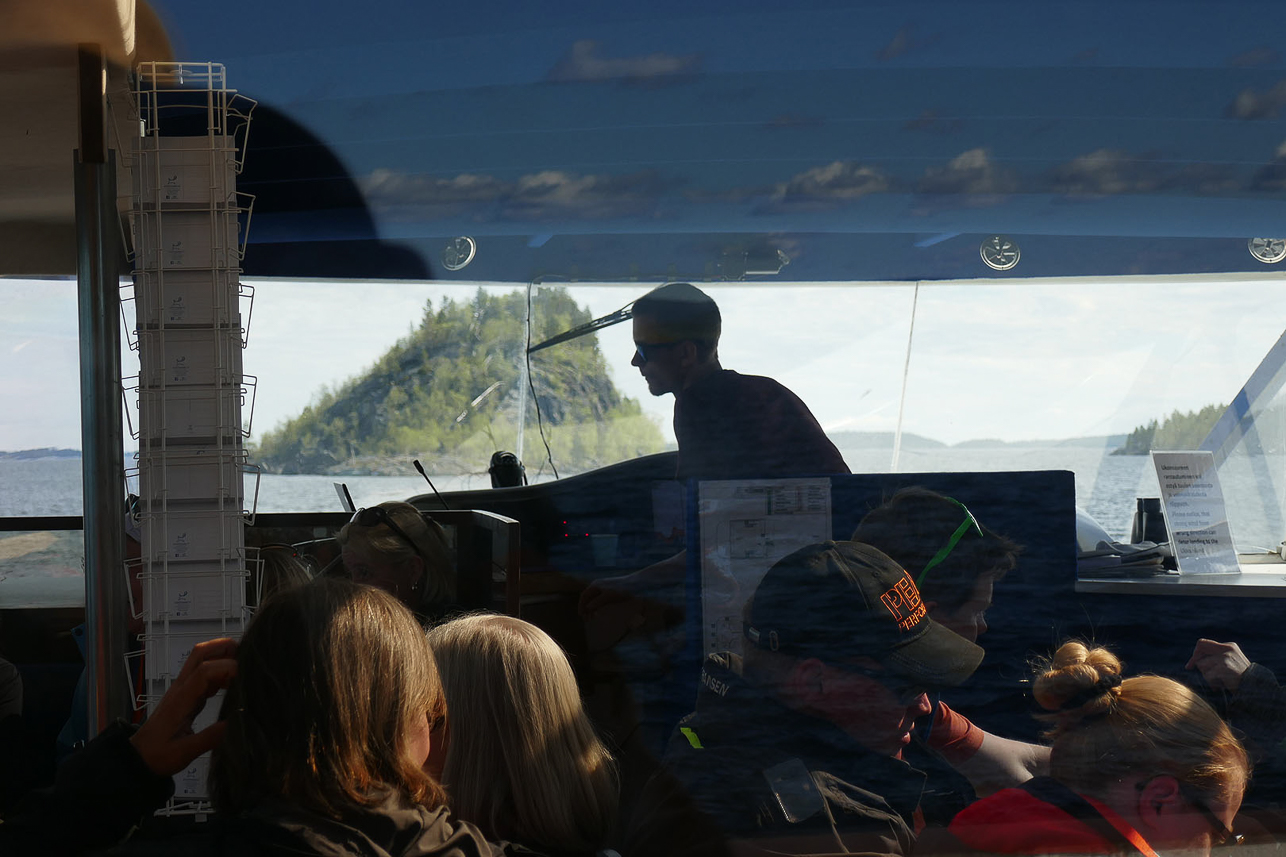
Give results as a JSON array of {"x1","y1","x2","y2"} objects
[
  {"x1": 0, "y1": 276, "x2": 138, "y2": 520},
  {"x1": 554, "y1": 276, "x2": 1286, "y2": 554},
  {"x1": 5, "y1": 274, "x2": 1286, "y2": 556}
]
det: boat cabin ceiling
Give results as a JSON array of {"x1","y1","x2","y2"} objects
[{"x1": 5, "y1": 0, "x2": 1286, "y2": 281}]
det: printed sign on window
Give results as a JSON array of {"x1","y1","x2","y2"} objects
[{"x1": 1152, "y1": 451, "x2": 1240, "y2": 575}]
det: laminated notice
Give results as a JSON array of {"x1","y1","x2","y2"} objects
[{"x1": 1152, "y1": 450, "x2": 1240, "y2": 575}]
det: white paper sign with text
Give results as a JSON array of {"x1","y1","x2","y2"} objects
[
  {"x1": 697, "y1": 478, "x2": 832, "y2": 657},
  {"x1": 1152, "y1": 451, "x2": 1240, "y2": 575}
]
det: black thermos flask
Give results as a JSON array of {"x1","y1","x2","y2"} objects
[{"x1": 1130, "y1": 497, "x2": 1168, "y2": 544}]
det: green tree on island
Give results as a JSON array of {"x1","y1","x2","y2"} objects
[
  {"x1": 1113, "y1": 403, "x2": 1226, "y2": 455},
  {"x1": 253, "y1": 288, "x2": 665, "y2": 475}
]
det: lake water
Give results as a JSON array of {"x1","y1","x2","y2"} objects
[
  {"x1": 0, "y1": 449, "x2": 1153, "y2": 525},
  {"x1": 1, "y1": 444, "x2": 1158, "y2": 532},
  {"x1": 6, "y1": 445, "x2": 1284, "y2": 609}
]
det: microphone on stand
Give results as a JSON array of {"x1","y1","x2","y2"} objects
[{"x1": 413, "y1": 459, "x2": 452, "y2": 510}]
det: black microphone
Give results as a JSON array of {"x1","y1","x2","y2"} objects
[{"x1": 412, "y1": 459, "x2": 452, "y2": 510}]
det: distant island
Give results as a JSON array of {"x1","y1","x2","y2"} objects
[
  {"x1": 1, "y1": 427, "x2": 1171, "y2": 472},
  {"x1": 0, "y1": 448, "x2": 80, "y2": 460},
  {"x1": 826, "y1": 431, "x2": 1129, "y2": 451}
]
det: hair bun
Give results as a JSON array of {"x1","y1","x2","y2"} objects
[
  {"x1": 1033, "y1": 641, "x2": 1123, "y2": 718},
  {"x1": 1055, "y1": 672, "x2": 1122, "y2": 711}
]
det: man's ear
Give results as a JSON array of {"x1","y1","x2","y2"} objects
[
  {"x1": 1135, "y1": 775, "x2": 1184, "y2": 834},
  {"x1": 678, "y1": 339, "x2": 700, "y2": 367},
  {"x1": 786, "y1": 658, "x2": 828, "y2": 706}
]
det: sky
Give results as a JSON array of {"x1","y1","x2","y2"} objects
[
  {"x1": 4, "y1": 274, "x2": 1284, "y2": 454},
  {"x1": 10, "y1": 3, "x2": 1286, "y2": 454}
]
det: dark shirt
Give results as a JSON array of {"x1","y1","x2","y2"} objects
[
  {"x1": 673, "y1": 370, "x2": 849, "y2": 482},
  {"x1": 625, "y1": 653, "x2": 924, "y2": 857},
  {"x1": 1, "y1": 720, "x2": 173, "y2": 856},
  {"x1": 1226, "y1": 662, "x2": 1286, "y2": 758},
  {"x1": 220, "y1": 793, "x2": 505, "y2": 857}
]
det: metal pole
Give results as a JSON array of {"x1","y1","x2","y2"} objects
[
  {"x1": 890, "y1": 282, "x2": 920, "y2": 473},
  {"x1": 75, "y1": 44, "x2": 129, "y2": 735},
  {"x1": 517, "y1": 283, "x2": 532, "y2": 462}
]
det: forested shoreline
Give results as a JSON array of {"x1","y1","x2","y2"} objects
[{"x1": 1112, "y1": 404, "x2": 1225, "y2": 455}]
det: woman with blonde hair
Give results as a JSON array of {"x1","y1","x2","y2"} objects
[
  {"x1": 209, "y1": 579, "x2": 497, "y2": 855},
  {"x1": 426, "y1": 614, "x2": 619, "y2": 857},
  {"x1": 248, "y1": 543, "x2": 312, "y2": 606},
  {"x1": 338, "y1": 501, "x2": 455, "y2": 621},
  {"x1": 946, "y1": 641, "x2": 1250, "y2": 857}
]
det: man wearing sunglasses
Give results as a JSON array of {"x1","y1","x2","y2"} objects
[
  {"x1": 627, "y1": 541, "x2": 984, "y2": 857},
  {"x1": 628, "y1": 282, "x2": 847, "y2": 483},
  {"x1": 581, "y1": 282, "x2": 847, "y2": 618}
]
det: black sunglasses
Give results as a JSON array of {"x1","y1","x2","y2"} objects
[
  {"x1": 633, "y1": 341, "x2": 683, "y2": 364},
  {"x1": 349, "y1": 507, "x2": 426, "y2": 562},
  {"x1": 1180, "y1": 784, "x2": 1242, "y2": 848}
]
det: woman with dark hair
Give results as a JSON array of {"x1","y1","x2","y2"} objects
[
  {"x1": 337, "y1": 501, "x2": 455, "y2": 621},
  {"x1": 426, "y1": 615, "x2": 619, "y2": 857},
  {"x1": 209, "y1": 578, "x2": 497, "y2": 855},
  {"x1": 945, "y1": 641, "x2": 1250, "y2": 857}
]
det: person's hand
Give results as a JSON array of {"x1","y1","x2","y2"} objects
[
  {"x1": 129, "y1": 637, "x2": 238, "y2": 776},
  {"x1": 579, "y1": 572, "x2": 643, "y2": 617},
  {"x1": 579, "y1": 554, "x2": 689, "y2": 617},
  {"x1": 1186, "y1": 638, "x2": 1252, "y2": 692}
]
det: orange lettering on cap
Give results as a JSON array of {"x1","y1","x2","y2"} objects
[
  {"x1": 896, "y1": 601, "x2": 926, "y2": 631},
  {"x1": 880, "y1": 574, "x2": 924, "y2": 629}
]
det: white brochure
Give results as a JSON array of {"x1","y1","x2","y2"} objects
[{"x1": 1152, "y1": 450, "x2": 1240, "y2": 575}]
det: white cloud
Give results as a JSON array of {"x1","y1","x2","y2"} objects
[
  {"x1": 918, "y1": 148, "x2": 1019, "y2": 195},
  {"x1": 362, "y1": 168, "x2": 674, "y2": 221},
  {"x1": 1227, "y1": 80, "x2": 1286, "y2": 119},
  {"x1": 751, "y1": 161, "x2": 893, "y2": 213},
  {"x1": 547, "y1": 40, "x2": 700, "y2": 84},
  {"x1": 782, "y1": 162, "x2": 892, "y2": 199},
  {"x1": 1047, "y1": 148, "x2": 1164, "y2": 196},
  {"x1": 362, "y1": 169, "x2": 509, "y2": 206}
]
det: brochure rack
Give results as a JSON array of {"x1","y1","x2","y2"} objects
[{"x1": 128, "y1": 63, "x2": 256, "y2": 812}]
